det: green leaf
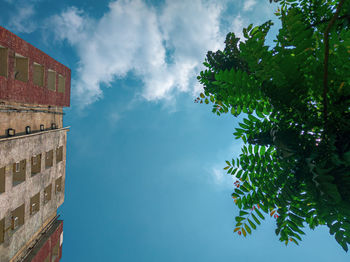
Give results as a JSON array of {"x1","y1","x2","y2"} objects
[
  {"x1": 248, "y1": 219, "x2": 257, "y2": 230},
  {"x1": 255, "y1": 208, "x2": 265, "y2": 220},
  {"x1": 242, "y1": 227, "x2": 247, "y2": 237},
  {"x1": 248, "y1": 114, "x2": 259, "y2": 122},
  {"x1": 237, "y1": 105, "x2": 242, "y2": 115},
  {"x1": 236, "y1": 169, "x2": 243, "y2": 178},
  {"x1": 248, "y1": 144, "x2": 253, "y2": 154},
  {"x1": 252, "y1": 213, "x2": 261, "y2": 225},
  {"x1": 244, "y1": 223, "x2": 252, "y2": 234},
  {"x1": 240, "y1": 210, "x2": 249, "y2": 216},
  {"x1": 254, "y1": 145, "x2": 259, "y2": 155},
  {"x1": 236, "y1": 216, "x2": 245, "y2": 223}
]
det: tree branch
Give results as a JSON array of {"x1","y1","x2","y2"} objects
[
  {"x1": 306, "y1": 14, "x2": 349, "y2": 30},
  {"x1": 323, "y1": 0, "x2": 345, "y2": 126}
]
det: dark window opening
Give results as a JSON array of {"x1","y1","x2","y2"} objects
[
  {"x1": 45, "y1": 150, "x2": 53, "y2": 169},
  {"x1": 44, "y1": 184, "x2": 52, "y2": 204},
  {"x1": 33, "y1": 62, "x2": 44, "y2": 87},
  {"x1": 47, "y1": 70, "x2": 56, "y2": 91},
  {"x1": 58, "y1": 74, "x2": 65, "y2": 93},
  {"x1": 0, "y1": 218, "x2": 4, "y2": 244},
  {"x1": 31, "y1": 154, "x2": 41, "y2": 176},
  {"x1": 56, "y1": 146, "x2": 63, "y2": 163},
  {"x1": 15, "y1": 54, "x2": 28, "y2": 82},
  {"x1": 13, "y1": 160, "x2": 26, "y2": 186},
  {"x1": 55, "y1": 177, "x2": 62, "y2": 193},
  {"x1": 0, "y1": 167, "x2": 4, "y2": 194},
  {"x1": 0, "y1": 46, "x2": 8, "y2": 78},
  {"x1": 11, "y1": 204, "x2": 25, "y2": 230},
  {"x1": 30, "y1": 192, "x2": 40, "y2": 215}
]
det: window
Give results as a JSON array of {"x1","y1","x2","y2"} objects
[
  {"x1": 58, "y1": 74, "x2": 65, "y2": 93},
  {"x1": 47, "y1": 70, "x2": 56, "y2": 91},
  {"x1": 15, "y1": 54, "x2": 28, "y2": 82},
  {"x1": 0, "y1": 167, "x2": 4, "y2": 194},
  {"x1": 44, "y1": 184, "x2": 52, "y2": 204},
  {"x1": 31, "y1": 154, "x2": 41, "y2": 176},
  {"x1": 33, "y1": 62, "x2": 44, "y2": 87},
  {"x1": 0, "y1": 46, "x2": 8, "y2": 78},
  {"x1": 13, "y1": 160, "x2": 26, "y2": 186},
  {"x1": 55, "y1": 177, "x2": 62, "y2": 193},
  {"x1": 11, "y1": 204, "x2": 25, "y2": 230},
  {"x1": 56, "y1": 146, "x2": 63, "y2": 163},
  {"x1": 0, "y1": 218, "x2": 4, "y2": 244},
  {"x1": 51, "y1": 240, "x2": 60, "y2": 261},
  {"x1": 45, "y1": 150, "x2": 53, "y2": 169},
  {"x1": 30, "y1": 192, "x2": 40, "y2": 215}
]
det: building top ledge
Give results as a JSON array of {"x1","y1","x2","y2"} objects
[{"x1": 0, "y1": 127, "x2": 70, "y2": 143}]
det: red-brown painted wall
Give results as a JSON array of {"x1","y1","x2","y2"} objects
[
  {"x1": 0, "y1": 26, "x2": 70, "y2": 107},
  {"x1": 31, "y1": 220, "x2": 63, "y2": 262}
]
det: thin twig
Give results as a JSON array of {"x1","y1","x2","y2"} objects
[{"x1": 323, "y1": 0, "x2": 345, "y2": 126}]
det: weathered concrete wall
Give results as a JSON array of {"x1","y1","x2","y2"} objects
[
  {"x1": 0, "y1": 101, "x2": 63, "y2": 137},
  {"x1": 0, "y1": 129, "x2": 67, "y2": 262},
  {"x1": 0, "y1": 26, "x2": 70, "y2": 107}
]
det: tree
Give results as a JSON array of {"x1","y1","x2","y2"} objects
[{"x1": 195, "y1": 0, "x2": 350, "y2": 251}]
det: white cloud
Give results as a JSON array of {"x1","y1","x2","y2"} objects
[
  {"x1": 212, "y1": 167, "x2": 234, "y2": 188},
  {"x1": 8, "y1": 4, "x2": 37, "y2": 33},
  {"x1": 243, "y1": 0, "x2": 257, "y2": 11},
  {"x1": 48, "y1": 0, "x2": 281, "y2": 108},
  {"x1": 50, "y1": 0, "x2": 226, "y2": 107}
]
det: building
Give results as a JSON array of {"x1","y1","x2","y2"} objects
[{"x1": 0, "y1": 26, "x2": 70, "y2": 262}]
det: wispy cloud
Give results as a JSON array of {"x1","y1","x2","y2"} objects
[
  {"x1": 207, "y1": 139, "x2": 244, "y2": 189},
  {"x1": 8, "y1": 3, "x2": 37, "y2": 33},
  {"x1": 243, "y1": 0, "x2": 257, "y2": 11},
  {"x1": 211, "y1": 166, "x2": 235, "y2": 189}
]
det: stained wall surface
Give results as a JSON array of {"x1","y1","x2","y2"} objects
[
  {"x1": 0, "y1": 101, "x2": 63, "y2": 137},
  {"x1": 0, "y1": 129, "x2": 67, "y2": 262},
  {"x1": 0, "y1": 26, "x2": 71, "y2": 107}
]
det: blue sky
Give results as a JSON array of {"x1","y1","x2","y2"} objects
[{"x1": 1, "y1": 0, "x2": 349, "y2": 261}]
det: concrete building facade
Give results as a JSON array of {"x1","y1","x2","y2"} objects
[{"x1": 0, "y1": 26, "x2": 70, "y2": 262}]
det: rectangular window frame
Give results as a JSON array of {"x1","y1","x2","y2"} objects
[
  {"x1": 0, "y1": 167, "x2": 5, "y2": 194},
  {"x1": 56, "y1": 146, "x2": 63, "y2": 163},
  {"x1": 14, "y1": 53, "x2": 29, "y2": 82},
  {"x1": 11, "y1": 204, "x2": 25, "y2": 230},
  {"x1": 58, "y1": 74, "x2": 65, "y2": 93},
  {"x1": 44, "y1": 184, "x2": 52, "y2": 204},
  {"x1": 31, "y1": 154, "x2": 41, "y2": 176},
  {"x1": 13, "y1": 160, "x2": 26, "y2": 186},
  {"x1": 0, "y1": 45, "x2": 8, "y2": 78},
  {"x1": 33, "y1": 62, "x2": 44, "y2": 87},
  {"x1": 47, "y1": 69, "x2": 56, "y2": 91},
  {"x1": 55, "y1": 176, "x2": 62, "y2": 193},
  {"x1": 45, "y1": 150, "x2": 53, "y2": 169},
  {"x1": 0, "y1": 218, "x2": 4, "y2": 244},
  {"x1": 30, "y1": 192, "x2": 40, "y2": 216}
]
